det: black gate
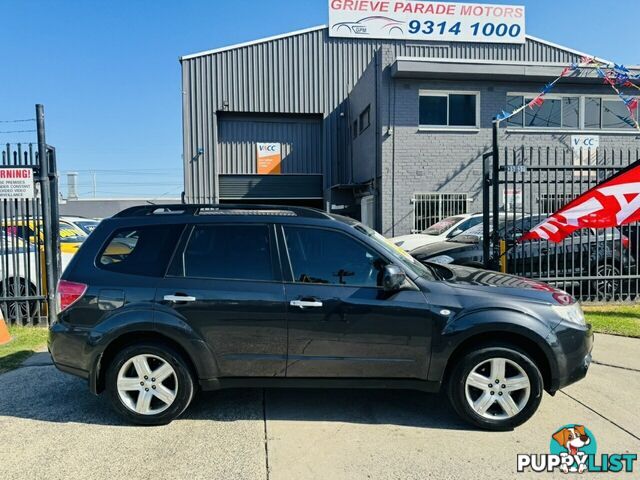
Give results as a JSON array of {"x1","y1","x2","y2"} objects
[
  {"x1": 0, "y1": 105, "x2": 60, "y2": 325},
  {"x1": 484, "y1": 124, "x2": 640, "y2": 302}
]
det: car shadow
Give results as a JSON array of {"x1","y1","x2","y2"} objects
[{"x1": 0, "y1": 365, "x2": 472, "y2": 431}]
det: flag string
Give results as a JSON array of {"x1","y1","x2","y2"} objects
[{"x1": 495, "y1": 57, "x2": 640, "y2": 132}]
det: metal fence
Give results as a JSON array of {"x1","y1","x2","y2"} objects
[
  {"x1": 488, "y1": 144, "x2": 640, "y2": 303},
  {"x1": 412, "y1": 193, "x2": 469, "y2": 233},
  {"x1": 1, "y1": 106, "x2": 60, "y2": 325}
]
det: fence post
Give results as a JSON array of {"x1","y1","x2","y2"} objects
[
  {"x1": 36, "y1": 104, "x2": 57, "y2": 325},
  {"x1": 482, "y1": 152, "x2": 492, "y2": 268},
  {"x1": 490, "y1": 120, "x2": 501, "y2": 271}
]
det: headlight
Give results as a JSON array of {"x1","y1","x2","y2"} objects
[
  {"x1": 429, "y1": 255, "x2": 455, "y2": 265},
  {"x1": 551, "y1": 304, "x2": 586, "y2": 326}
]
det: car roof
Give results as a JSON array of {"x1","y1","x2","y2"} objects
[
  {"x1": 112, "y1": 204, "x2": 350, "y2": 223},
  {"x1": 61, "y1": 216, "x2": 99, "y2": 222}
]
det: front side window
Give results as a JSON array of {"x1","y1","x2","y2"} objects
[
  {"x1": 284, "y1": 226, "x2": 385, "y2": 287},
  {"x1": 99, "y1": 225, "x2": 183, "y2": 277},
  {"x1": 173, "y1": 224, "x2": 274, "y2": 281},
  {"x1": 419, "y1": 92, "x2": 478, "y2": 128}
]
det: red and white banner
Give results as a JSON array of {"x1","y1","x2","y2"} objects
[{"x1": 520, "y1": 161, "x2": 640, "y2": 243}]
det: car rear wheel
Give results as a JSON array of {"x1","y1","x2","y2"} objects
[
  {"x1": 447, "y1": 345, "x2": 543, "y2": 431},
  {"x1": 106, "y1": 342, "x2": 195, "y2": 425}
]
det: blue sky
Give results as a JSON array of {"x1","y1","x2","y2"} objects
[{"x1": 1, "y1": 0, "x2": 638, "y2": 198}]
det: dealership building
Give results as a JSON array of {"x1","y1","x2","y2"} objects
[{"x1": 180, "y1": 15, "x2": 639, "y2": 236}]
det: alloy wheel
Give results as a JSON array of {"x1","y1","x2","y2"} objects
[
  {"x1": 464, "y1": 357, "x2": 531, "y2": 420},
  {"x1": 595, "y1": 265, "x2": 618, "y2": 301},
  {"x1": 117, "y1": 354, "x2": 178, "y2": 415}
]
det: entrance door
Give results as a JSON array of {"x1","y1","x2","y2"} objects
[{"x1": 279, "y1": 225, "x2": 433, "y2": 379}]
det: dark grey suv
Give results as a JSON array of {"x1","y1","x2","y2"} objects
[{"x1": 49, "y1": 205, "x2": 593, "y2": 430}]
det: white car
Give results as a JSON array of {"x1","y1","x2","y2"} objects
[
  {"x1": 391, "y1": 214, "x2": 484, "y2": 251},
  {"x1": 61, "y1": 216, "x2": 101, "y2": 235}
]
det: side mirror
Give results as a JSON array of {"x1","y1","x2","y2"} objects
[{"x1": 382, "y1": 264, "x2": 407, "y2": 292}]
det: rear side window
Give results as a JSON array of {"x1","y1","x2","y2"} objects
[
  {"x1": 171, "y1": 224, "x2": 274, "y2": 281},
  {"x1": 98, "y1": 225, "x2": 183, "y2": 277}
]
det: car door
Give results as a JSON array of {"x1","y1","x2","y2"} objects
[
  {"x1": 155, "y1": 222, "x2": 287, "y2": 377},
  {"x1": 279, "y1": 224, "x2": 433, "y2": 379}
]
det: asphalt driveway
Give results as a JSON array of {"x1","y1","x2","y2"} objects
[{"x1": 1, "y1": 333, "x2": 638, "y2": 480}]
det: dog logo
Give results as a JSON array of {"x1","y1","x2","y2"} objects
[{"x1": 551, "y1": 425, "x2": 594, "y2": 473}]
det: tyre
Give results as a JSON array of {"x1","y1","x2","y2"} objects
[
  {"x1": 3, "y1": 278, "x2": 38, "y2": 323},
  {"x1": 105, "y1": 342, "x2": 195, "y2": 425},
  {"x1": 447, "y1": 345, "x2": 543, "y2": 431}
]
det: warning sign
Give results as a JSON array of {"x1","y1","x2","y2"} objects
[
  {"x1": 257, "y1": 143, "x2": 282, "y2": 174},
  {"x1": 0, "y1": 168, "x2": 35, "y2": 199}
]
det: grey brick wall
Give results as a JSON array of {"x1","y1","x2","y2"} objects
[{"x1": 378, "y1": 57, "x2": 640, "y2": 236}]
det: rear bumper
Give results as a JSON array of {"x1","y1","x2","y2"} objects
[
  {"x1": 49, "y1": 320, "x2": 93, "y2": 382},
  {"x1": 547, "y1": 322, "x2": 594, "y2": 392}
]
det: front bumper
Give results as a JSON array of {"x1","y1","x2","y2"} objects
[{"x1": 547, "y1": 321, "x2": 594, "y2": 392}]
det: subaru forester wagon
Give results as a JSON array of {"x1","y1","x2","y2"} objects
[{"x1": 49, "y1": 205, "x2": 593, "y2": 430}]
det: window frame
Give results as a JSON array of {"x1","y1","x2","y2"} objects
[
  {"x1": 359, "y1": 105, "x2": 371, "y2": 133},
  {"x1": 166, "y1": 223, "x2": 281, "y2": 283},
  {"x1": 418, "y1": 90, "x2": 481, "y2": 131},
  {"x1": 278, "y1": 224, "x2": 391, "y2": 290},
  {"x1": 506, "y1": 92, "x2": 640, "y2": 133}
]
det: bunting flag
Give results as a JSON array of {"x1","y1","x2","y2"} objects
[
  {"x1": 519, "y1": 161, "x2": 640, "y2": 243},
  {"x1": 495, "y1": 56, "x2": 595, "y2": 122},
  {"x1": 495, "y1": 57, "x2": 640, "y2": 131}
]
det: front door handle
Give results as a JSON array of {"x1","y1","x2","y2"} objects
[
  {"x1": 290, "y1": 299, "x2": 323, "y2": 309},
  {"x1": 164, "y1": 294, "x2": 197, "y2": 303}
]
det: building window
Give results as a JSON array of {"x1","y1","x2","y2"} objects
[
  {"x1": 419, "y1": 91, "x2": 479, "y2": 128},
  {"x1": 507, "y1": 94, "x2": 639, "y2": 131},
  {"x1": 359, "y1": 105, "x2": 371, "y2": 133},
  {"x1": 507, "y1": 95, "x2": 579, "y2": 129},
  {"x1": 412, "y1": 193, "x2": 469, "y2": 233},
  {"x1": 352, "y1": 120, "x2": 358, "y2": 139}
]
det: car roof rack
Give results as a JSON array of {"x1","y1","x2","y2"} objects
[{"x1": 113, "y1": 204, "x2": 332, "y2": 219}]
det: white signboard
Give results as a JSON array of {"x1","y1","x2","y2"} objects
[
  {"x1": 0, "y1": 168, "x2": 34, "y2": 199},
  {"x1": 329, "y1": 0, "x2": 526, "y2": 44},
  {"x1": 571, "y1": 135, "x2": 599, "y2": 178},
  {"x1": 571, "y1": 135, "x2": 600, "y2": 150}
]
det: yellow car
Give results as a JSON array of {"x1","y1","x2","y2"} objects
[{"x1": 1, "y1": 219, "x2": 87, "y2": 254}]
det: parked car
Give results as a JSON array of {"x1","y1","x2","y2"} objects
[
  {"x1": 1, "y1": 218, "x2": 88, "y2": 254},
  {"x1": 61, "y1": 216, "x2": 101, "y2": 235},
  {"x1": 391, "y1": 214, "x2": 483, "y2": 251},
  {"x1": 410, "y1": 215, "x2": 635, "y2": 299},
  {"x1": 50, "y1": 204, "x2": 592, "y2": 430}
]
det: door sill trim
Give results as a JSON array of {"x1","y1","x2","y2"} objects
[{"x1": 199, "y1": 377, "x2": 440, "y2": 393}]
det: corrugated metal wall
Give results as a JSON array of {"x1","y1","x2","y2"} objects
[
  {"x1": 181, "y1": 28, "x2": 583, "y2": 202},
  {"x1": 218, "y1": 114, "x2": 322, "y2": 174}
]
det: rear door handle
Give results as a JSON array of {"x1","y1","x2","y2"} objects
[
  {"x1": 290, "y1": 299, "x2": 323, "y2": 309},
  {"x1": 164, "y1": 294, "x2": 197, "y2": 303}
]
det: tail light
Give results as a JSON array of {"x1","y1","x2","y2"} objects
[
  {"x1": 57, "y1": 279, "x2": 87, "y2": 312},
  {"x1": 622, "y1": 235, "x2": 630, "y2": 250}
]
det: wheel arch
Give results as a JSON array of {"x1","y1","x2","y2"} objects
[
  {"x1": 440, "y1": 331, "x2": 554, "y2": 392},
  {"x1": 93, "y1": 330, "x2": 201, "y2": 394}
]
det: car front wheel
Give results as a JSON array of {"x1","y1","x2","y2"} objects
[
  {"x1": 106, "y1": 342, "x2": 195, "y2": 425},
  {"x1": 447, "y1": 345, "x2": 543, "y2": 431}
]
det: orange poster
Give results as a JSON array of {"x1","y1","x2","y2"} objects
[{"x1": 257, "y1": 143, "x2": 282, "y2": 174}]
